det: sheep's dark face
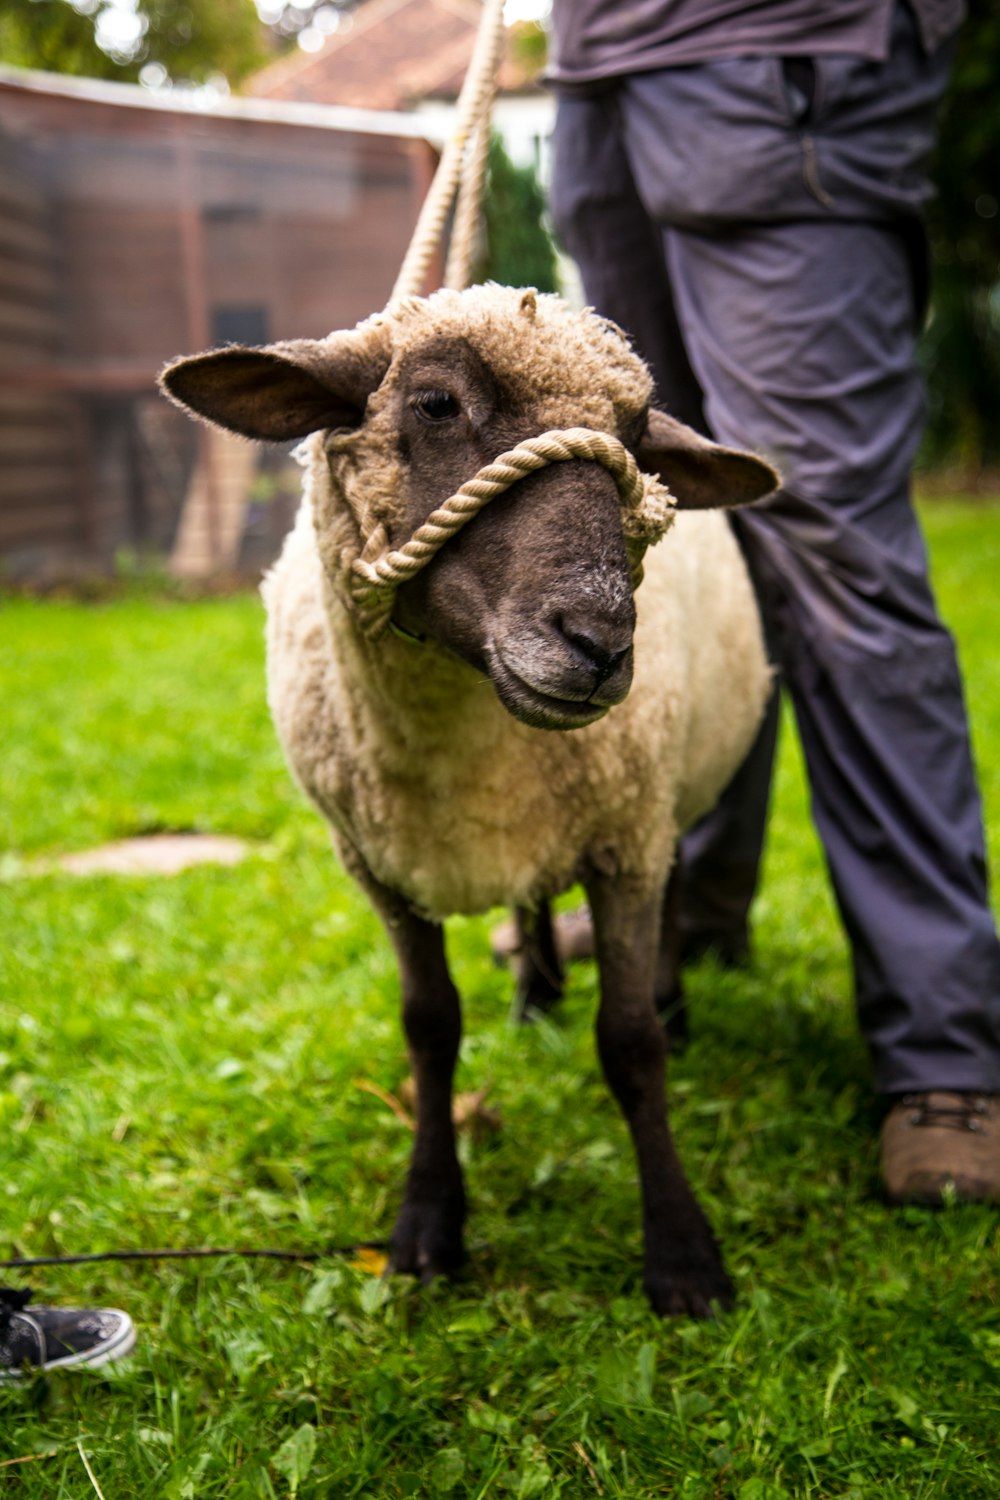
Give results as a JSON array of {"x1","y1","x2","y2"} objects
[
  {"x1": 159, "y1": 290, "x2": 778, "y2": 733},
  {"x1": 373, "y1": 334, "x2": 640, "y2": 729}
]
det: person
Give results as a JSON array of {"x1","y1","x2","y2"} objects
[
  {"x1": 0, "y1": 1286, "x2": 134, "y2": 1376},
  {"x1": 539, "y1": 0, "x2": 1000, "y2": 1201}
]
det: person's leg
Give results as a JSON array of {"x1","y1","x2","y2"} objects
[
  {"x1": 648, "y1": 180, "x2": 1000, "y2": 1099},
  {"x1": 722, "y1": 429, "x2": 1000, "y2": 1097}
]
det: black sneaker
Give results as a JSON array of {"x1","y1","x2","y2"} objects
[{"x1": 0, "y1": 1287, "x2": 136, "y2": 1376}]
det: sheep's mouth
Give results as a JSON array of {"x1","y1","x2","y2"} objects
[{"x1": 487, "y1": 649, "x2": 610, "y2": 732}]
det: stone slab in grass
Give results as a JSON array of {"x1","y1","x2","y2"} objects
[{"x1": 55, "y1": 833, "x2": 251, "y2": 876}]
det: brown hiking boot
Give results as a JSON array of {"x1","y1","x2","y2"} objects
[{"x1": 881, "y1": 1091, "x2": 1000, "y2": 1205}]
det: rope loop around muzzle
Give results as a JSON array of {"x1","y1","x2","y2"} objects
[{"x1": 348, "y1": 427, "x2": 677, "y2": 640}]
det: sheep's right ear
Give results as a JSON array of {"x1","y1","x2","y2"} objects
[
  {"x1": 637, "y1": 408, "x2": 780, "y2": 509},
  {"x1": 159, "y1": 329, "x2": 391, "y2": 442}
]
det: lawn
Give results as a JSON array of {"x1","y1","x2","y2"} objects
[{"x1": 1, "y1": 500, "x2": 999, "y2": 1498}]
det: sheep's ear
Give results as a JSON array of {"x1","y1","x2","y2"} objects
[
  {"x1": 637, "y1": 408, "x2": 779, "y2": 509},
  {"x1": 159, "y1": 330, "x2": 391, "y2": 442}
]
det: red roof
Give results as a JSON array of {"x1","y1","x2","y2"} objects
[{"x1": 246, "y1": 0, "x2": 540, "y2": 111}]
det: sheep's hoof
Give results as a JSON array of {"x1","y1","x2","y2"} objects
[
  {"x1": 389, "y1": 1199, "x2": 466, "y2": 1284},
  {"x1": 644, "y1": 1260, "x2": 735, "y2": 1320}
]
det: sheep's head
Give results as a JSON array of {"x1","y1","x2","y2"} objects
[{"x1": 161, "y1": 286, "x2": 777, "y2": 730}]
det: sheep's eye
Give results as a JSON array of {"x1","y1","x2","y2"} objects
[{"x1": 412, "y1": 390, "x2": 460, "y2": 424}]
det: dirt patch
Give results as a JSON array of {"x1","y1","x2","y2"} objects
[{"x1": 55, "y1": 833, "x2": 251, "y2": 877}]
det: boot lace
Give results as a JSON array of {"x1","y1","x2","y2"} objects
[{"x1": 902, "y1": 1093, "x2": 990, "y2": 1134}]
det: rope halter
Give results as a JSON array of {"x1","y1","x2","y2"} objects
[{"x1": 347, "y1": 426, "x2": 677, "y2": 640}]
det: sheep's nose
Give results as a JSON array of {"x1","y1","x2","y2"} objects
[{"x1": 555, "y1": 614, "x2": 633, "y2": 687}]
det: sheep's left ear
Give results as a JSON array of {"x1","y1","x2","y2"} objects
[
  {"x1": 637, "y1": 408, "x2": 779, "y2": 509},
  {"x1": 159, "y1": 325, "x2": 391, "y2": 442}
]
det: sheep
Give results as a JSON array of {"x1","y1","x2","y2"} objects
[{"x1": 160, "y1": 283, "x2": 778, "y2": 1318}]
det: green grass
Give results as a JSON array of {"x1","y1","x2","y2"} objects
[{"x1": 1, "y1": 502, "x2": 999, "y2": 1498}]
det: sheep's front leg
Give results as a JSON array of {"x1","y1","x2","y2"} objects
[
  {"x1": 586, "y1": 872, "x2": 733, "y2": 1318},
  {"x1": 359, "y1": 873, "x2": 466, "y2": 1281}
]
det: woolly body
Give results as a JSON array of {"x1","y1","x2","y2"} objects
[{"x1": 266, "y1": 500, "x2": 765, "y2": 920}]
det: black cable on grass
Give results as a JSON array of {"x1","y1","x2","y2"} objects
[{"x1": 0, "y1": 1242, "x2": 388, "y2": 1270}]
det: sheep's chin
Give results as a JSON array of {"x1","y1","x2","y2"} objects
[{"x1": 487, "y1": 651, "x2": 610, "y2": 732}]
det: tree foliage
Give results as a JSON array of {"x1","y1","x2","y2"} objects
[
  {"x1": 1, "y1": 0, "x2": 112, "y2": 78},
  {"x1": 479, "y1": 133, "x2": 559, "y2": 294},
  {"x1": 921, "y1": 0, "x2": 1000, "y2": 470},
  {"x1": 0, "y1": 0, "x2": 268, "y2": 86}
]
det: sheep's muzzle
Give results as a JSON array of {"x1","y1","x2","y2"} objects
[{"x1": 347, "y1": 428, "x2": 677, "y2": 642}]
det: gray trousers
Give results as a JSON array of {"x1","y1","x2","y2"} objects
[{"x1": 550, "y1": 3, "x2": 1000, "y2": 1095}]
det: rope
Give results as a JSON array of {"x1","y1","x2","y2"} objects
[
  {"x1": 0, "y1": 1244, "x2": 387, "y2": 1270},
  {"x1": 391, "y1": 0, "x2": 506, "y2": 301},
  {"x1": 444, "y1": 107, "x2": 493, "y2": 290},
  {"x1": 348, "y1": 427, "x2": 676, "y2": 639}
]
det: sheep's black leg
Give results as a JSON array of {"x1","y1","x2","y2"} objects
[
  {"x1": 655, "y1": 869, "x2": 688, "y2": 1052},
  {"x1": 358, "y1": 872, "x2": 466, "y2": 1282},
  {"x1": 513, "y1": 902, "x2": 564, "y2": 1020},
  {"x1": 586, "y1": 871, "x2": 733, "y2": 1318}
]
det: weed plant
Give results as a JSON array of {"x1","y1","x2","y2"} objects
[{"x1": 1, "y1": 502, "x2": 999, "y2": 1497}]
